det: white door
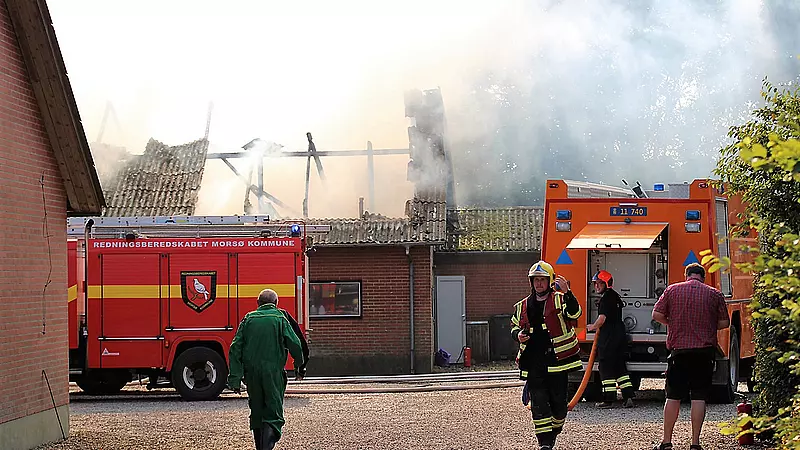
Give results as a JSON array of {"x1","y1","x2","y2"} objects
[{"x1": 436, "y1": 276, "x2": 466, "y2": 361}]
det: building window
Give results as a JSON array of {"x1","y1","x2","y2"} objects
[{"x1": 309, "y1": 281, "x2": 361, "y2": 318}]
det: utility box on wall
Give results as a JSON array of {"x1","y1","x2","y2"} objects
[{"x1": 489, "y1": 314, "x2": 515, "y2": 361}]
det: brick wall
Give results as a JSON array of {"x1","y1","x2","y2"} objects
[
  {"x1": 434, "y1": 252, "x2": 540, "y2": 321},
  {"x1": 0, "y1": 0, "x2": 69, "y2": 426},
  {"x1": 306, "y1": 246, "x2": 433, "y2": 376}
]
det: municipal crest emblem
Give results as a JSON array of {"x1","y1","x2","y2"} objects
[{"x1": 180, "y1": 271, "x2": 217, "y2": 313}]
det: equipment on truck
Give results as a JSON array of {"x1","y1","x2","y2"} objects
[
  {"x1": 67, "y1": 215, "x2": 329, "y2": 401},
  {"x1": 542, "y1": 179, "x2": 756, "y2": 404}
]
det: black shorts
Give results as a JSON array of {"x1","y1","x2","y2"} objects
[{"x1": 665, "y1": 347, "x2": 715, "y2": 401}]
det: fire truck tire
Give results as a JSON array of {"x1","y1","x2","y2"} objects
[
  {"x1": 76, "y1": 370, "x2": 130, "y2": 395},
  {"x1": 171, "y1": 346, "x2": 228, "y2": 401},
  {"x1": 710, "y1": 327, "x2": 739, "y2": 404}
]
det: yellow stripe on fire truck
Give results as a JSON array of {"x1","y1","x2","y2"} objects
[
  {"x1": 68, "y1": 285, "x2": 78, "y2": 302},
  {"x1": 87, "y1": 284, "x2": 296, "y2": 299}
]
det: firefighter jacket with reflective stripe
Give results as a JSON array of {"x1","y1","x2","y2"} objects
[{"x1": 511, "y1": 290, "x2": 583, "y2": 378}]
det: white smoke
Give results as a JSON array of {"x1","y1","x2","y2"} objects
[
  {"x1": 50, "y1": 0, "x2": 800, "y2": 214},
  {"x1": 443, "y1": 0, "x2": 800, "y2": 205}
]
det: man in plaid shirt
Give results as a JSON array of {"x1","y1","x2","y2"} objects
[{"x1": 651, "y1": 263, "x2": 730, "y2": 450}]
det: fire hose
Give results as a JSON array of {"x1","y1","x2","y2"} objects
[{"x1": 567, "y1": 329, "x2": 598, "y2": 411}]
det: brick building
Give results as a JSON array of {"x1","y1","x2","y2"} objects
[
  {"x1": 304, "y1": 202, "x2": 445, "y2": 375},
  {"x1": 0, "y1": 1, "x2": 104, "y2": 449},
  {"x1": 433, "y1": 207, "x2": 543, "y2": 363}
]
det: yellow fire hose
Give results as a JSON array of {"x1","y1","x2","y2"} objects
[{"x1": 567, "y1": 329, "x2": 598, "y2": 411}]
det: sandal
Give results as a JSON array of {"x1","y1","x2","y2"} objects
[
  {"x1": 689, "y1": 446, "x2": 703, "y2": 450},
  {"x1": 652, "y1": 443, "x2": 672, "y2": 450}
]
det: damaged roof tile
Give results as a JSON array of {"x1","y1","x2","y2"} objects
[
  {"x1": 102, "y1": 138, "x2": 209, "y2": 217},
  {"x1": 450, "y1": 207, "x2": 543, "y2": 251}
]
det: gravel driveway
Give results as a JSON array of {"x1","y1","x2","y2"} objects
[{"x1": 39, "y1": 379, "x2": 762, "y2": 450}]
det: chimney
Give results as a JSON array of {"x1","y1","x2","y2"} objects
[{"x1": 359, "y1": 197, "x2": 365, "y2": 218}]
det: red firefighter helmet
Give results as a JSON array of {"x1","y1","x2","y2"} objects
[{"x1": 592, "y1": 270, "x2": 614, "y2": 288}]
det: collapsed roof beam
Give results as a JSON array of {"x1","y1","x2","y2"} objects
[
  {"x1": 218, "y1": 157, "x2": 299, "y2": 216},
  {"x1": 207, "y1": 148, "x2": 410, "y2": 158}
]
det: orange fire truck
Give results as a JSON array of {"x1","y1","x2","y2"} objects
[
  {"x1": 67, "y1": 215, "x2": 327, "y2": 401},
  {"x1": 541, "y1": 179, "x2": 756, "y2": 403}
]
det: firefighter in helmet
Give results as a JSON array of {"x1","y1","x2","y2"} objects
[
  {"x1": 586, "y1": 270, "x2": 635, "y2": 408},
  {"x1": 512, "y1": 261, "x2": 582, "y2": 450},
  {"x1": 228, "y1": 289, "x2": 306, "y2": 450}
]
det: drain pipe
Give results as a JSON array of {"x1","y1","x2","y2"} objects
[{"x1": 406, "y1": 245, "x2": 415, "y2": 374}]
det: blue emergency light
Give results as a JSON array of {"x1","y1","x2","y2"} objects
[
  {"x1": 653, "y1": 183, "x2": 665, "y2": 192},
  {"x1": 290, "y1": 224, "x2": 301, "y2": 236},
  {"x1": 685, "y1": 210, "x2": 701, "y2": 220},
  {"x1": 556, "y1": 210, "x2": 572, "y2": 220}
]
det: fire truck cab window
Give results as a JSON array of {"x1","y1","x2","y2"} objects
[{"x1": 309, "y1": 282, "x2": 361, "y2": 318}]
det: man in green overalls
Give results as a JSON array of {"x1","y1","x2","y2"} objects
[{"x1": 228, "y1": 289, "x2": 306, "y2": 450}]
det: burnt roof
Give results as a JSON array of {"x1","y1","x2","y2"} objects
[
  {"x1": 102, "y1": 138, "x2": 209, "y2": 217},
  {"x1": 450, "y1": 207, "x2": 543, "y2": 252},
  {"x1": 302, "y1": 198, "x2": 447, "y2": 247}
]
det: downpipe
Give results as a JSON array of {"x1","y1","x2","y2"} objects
[{"x1": 406, "y1": 245, "x2": 415, "y2": 374}]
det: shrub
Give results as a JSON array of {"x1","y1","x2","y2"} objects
[{"x1": 714, "y1": 79, "x2": 800, "y2": 447}]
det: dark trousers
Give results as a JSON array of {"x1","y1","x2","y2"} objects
[
  {"x1": 252, "y1": 427, "x2": 277, "y2": 450},
  {"x1": 598, "y1": 356, "x2": 634, "y2": 402},
  {"x1": 665, "y1": 347, "x2": 714, "y2": 401},
  {"x1": 526, "y1": 370, "x2": 569, "y2": 447}
]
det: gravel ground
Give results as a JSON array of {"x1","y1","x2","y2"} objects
[{"x1": 43, "y1": 378, "x2": 763, "y2": 450}]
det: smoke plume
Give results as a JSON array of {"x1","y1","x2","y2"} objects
[
  {"x1": 443, "y1": 0, "x2": 800, "y2": 206},
  {"x1": 50, "y1": 0, "x2": 800, "y2": 215}
]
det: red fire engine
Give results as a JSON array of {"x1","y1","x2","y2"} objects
[
  {"x1": 67, "y1": 215, "x2": 327, "y2": 401},
  {"x1": 541, "y1": 179, "x2": 757, "y2": 403}
]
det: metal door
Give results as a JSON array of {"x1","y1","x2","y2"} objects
[{"x1": 436, "y1": 276, "x2": 466, "y2": 361}]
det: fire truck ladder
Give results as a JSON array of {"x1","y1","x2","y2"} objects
[{"x1": 67, "y1": 215, "x2": 331, "y2": 239}]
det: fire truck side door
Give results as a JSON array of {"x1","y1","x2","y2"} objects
[
  {"x1": 97, "y1": 253, "x2": 163, "y2": 369},
  {"x1": 167, "y1": 254, "x2": 231, "y2": 330}
]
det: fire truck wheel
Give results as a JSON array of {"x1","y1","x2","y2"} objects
[
  {"x1": 171, "y1": 346, "x2": 228, "y2": 401},
  {"x1": 710, "y1": 327, "x2": 739, "y2": 404},
  {"x1": 76, "y1": 370, "x2": 130, "y2": 395}
]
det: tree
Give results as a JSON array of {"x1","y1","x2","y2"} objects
[{"x1": 715, "y1": 79, "x2": 800, "y2": 447}]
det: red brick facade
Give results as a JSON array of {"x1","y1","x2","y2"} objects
[
  {"x1": 307, "y1": 246, "x2": 434, "y2": 375},
  {"x1": 434, "y1": 253, "x2": 539, "y2": 321},
  {"x1": 0, "y1": 0, "x2": 69, "y2": 427}
]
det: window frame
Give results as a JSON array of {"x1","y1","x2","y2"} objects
[{"x1": 308, "y1": 280, "x2": 363, "y2": 318}]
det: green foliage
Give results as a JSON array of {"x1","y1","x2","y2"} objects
[{"x1": 714, "y1": 79, "x2": 800, "y2": 448}]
